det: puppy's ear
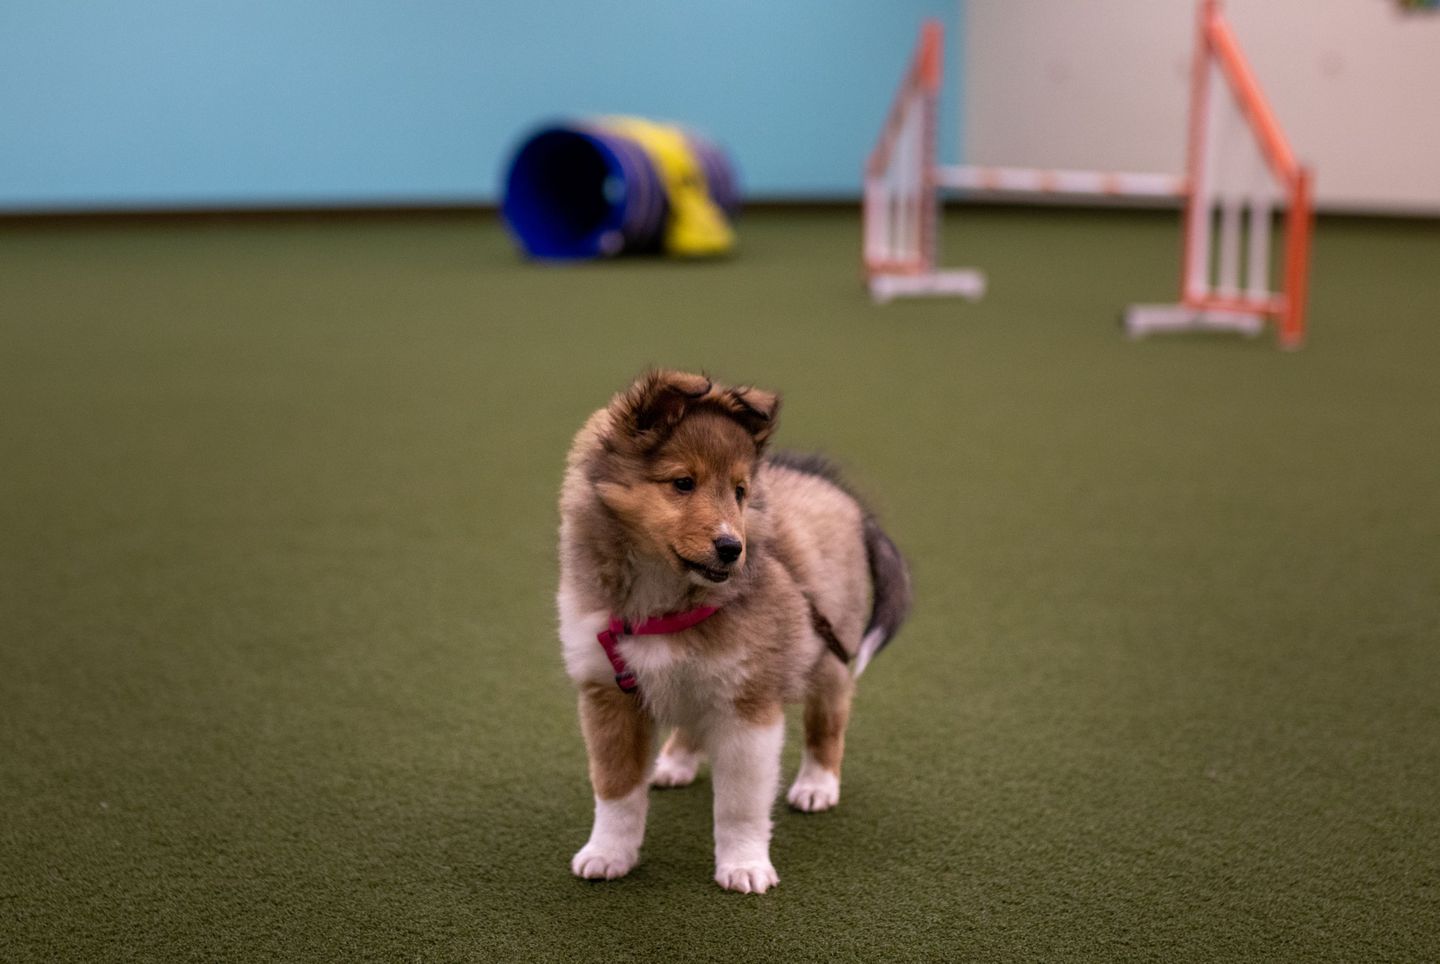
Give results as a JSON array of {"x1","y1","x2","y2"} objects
[
  {"x1": 613, "y1": 369, "x2": 713, "y2": 446},
  {"x1": 722, "y1": 386, "x2": 781, "y2": 450}
]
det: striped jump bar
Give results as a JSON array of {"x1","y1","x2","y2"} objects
[{"x1": 938, "y1": 165, "x2": 1186, "y2": 199}]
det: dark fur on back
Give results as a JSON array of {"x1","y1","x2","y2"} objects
[
  {"x1": 763, "y1": 450, "x2": 912, "y2": 659},
  {"x1": 765, "y1": 451, "x2": 852, "y2": 493}
]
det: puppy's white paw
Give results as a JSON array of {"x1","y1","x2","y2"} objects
[
  {"x1": 786, "y1": 767, "x2": 840, "y2": 812},
  {"x1": 571, "y1": 844, "x2": 638, "y2": 881},
  {"x1": 715, "y1": 861, "x2": 779, "y2": 894},
  {"x1": 651, "y1": 751, "x2": 701, "y2": 788}
]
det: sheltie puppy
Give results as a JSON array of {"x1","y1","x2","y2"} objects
[{"x1": 556, "y1": 370, "x2": 911, "y2": 894}]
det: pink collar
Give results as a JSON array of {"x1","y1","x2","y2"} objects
[{"x1": 596, "y1": 605, "x2": 720, "y2": 693}]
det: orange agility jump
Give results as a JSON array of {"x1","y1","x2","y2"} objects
[{"x1": 864, "y1": 1, "x2": 1315, "y2": 349}]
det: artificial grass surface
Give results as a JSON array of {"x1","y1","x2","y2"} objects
[{"x1": 2, "y1": 208, "x2": 1438, "y2": 961}]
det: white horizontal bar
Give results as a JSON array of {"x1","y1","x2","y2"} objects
[
  {"x1": 939, "y1": 165, "x2": 1186, "y2": 198},
  {"x1": 1123, "y1": 304, "x2": 1265, "y2": 338},
  {"x1": 870, "y1": 269, "x2": 987, "y2": 304}
]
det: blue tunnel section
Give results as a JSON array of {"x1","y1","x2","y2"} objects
[
  {"x1": 501, "y1": 122, "x2": 739, "y2": 260},
  {"x1": 502, "y1": 126, "x2": 665, "y2": 259}
]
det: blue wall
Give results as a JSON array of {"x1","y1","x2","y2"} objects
[{"x1": 0, "y1": 1, "x2": 961, "y2": 212}]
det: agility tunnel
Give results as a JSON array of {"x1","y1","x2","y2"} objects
[{"x1": 502, "y1": 117, "x2": 740, "y2": 260}]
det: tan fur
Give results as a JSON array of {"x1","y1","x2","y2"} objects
[
  {"x1": 558, "y1": 370, "x2": 904, "y2": 887},
  {"x1": 578, "y1": 683, "x2": 654, "y2": 800},
  {"x1": 802, "y1": 658, "x2": 854, "y2": 773}
]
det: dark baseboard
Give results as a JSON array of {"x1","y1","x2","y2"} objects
[
  {"x1": 0, "y1": 203, "x2": 502, "y2": 228},
  {"x1": 1, "y1": 197, "x2": 1435, "y2": 227}
]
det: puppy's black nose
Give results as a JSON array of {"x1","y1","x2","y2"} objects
[{"x1": 714, "y1": 535, "x2": 743, "y2": 564}]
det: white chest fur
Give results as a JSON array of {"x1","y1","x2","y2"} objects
[{"x1": 557, "y1": 585, "x2": 743, "y2": 727}]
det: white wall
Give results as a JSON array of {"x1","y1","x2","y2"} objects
[{"x1": 964, "y1": 0, "x2": 1440, "y2": 213}]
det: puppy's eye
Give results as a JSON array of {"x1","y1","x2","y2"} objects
[
  {"x1": 735, "y1": 484, "x2": 746, "y2": 503},
  {"x1": 673, "y1": 477, "x2": 695, "y2": 493}
]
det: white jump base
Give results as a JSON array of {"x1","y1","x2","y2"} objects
[
  {"x1": 1124, "y1": 304, "x2": 1265, "y2": 339},
  {"x1": 869, "y1": 269, "x2": 987, "y2": 305}
]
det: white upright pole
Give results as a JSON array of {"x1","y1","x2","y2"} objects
[
  {"x1": 1217, "y1": 196, "x2": 1242, "y2": 297},
  {"x1": 1185, "y1": 62, "x2": 1224, "y2": 302},
  {"x1": 1247, "y1": 196, "x2": 1271, "y2": 300}
]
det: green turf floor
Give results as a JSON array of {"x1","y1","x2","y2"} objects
[{"x1": 2, "y1": 208, "x2": 1438, "y2": 961}]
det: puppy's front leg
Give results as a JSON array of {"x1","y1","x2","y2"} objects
[
  {"x1": 571, "y1": 683, "x2": 654, "y2": 880},
  {"x1": 708, "y1": 709, "x2": 784, "y2": 894}
]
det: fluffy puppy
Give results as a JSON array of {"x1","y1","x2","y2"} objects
[{"x1": 557, "y1": 370, "x2": 911, "y2": 893}]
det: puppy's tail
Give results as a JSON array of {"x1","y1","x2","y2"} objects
[{"x1": 853, "y1": 514, "x2": 912, "y2": 677}]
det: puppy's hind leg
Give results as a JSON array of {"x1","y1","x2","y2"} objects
[
  {"x1": 571, "y1": 684, "x2": 655, "y2": 881},
  {"x1": 652, "y1": 726, "x2": 705, "y2": 788},
  {"x1": 788, "y1": 658, "x2": 853, "y2": 813}
]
